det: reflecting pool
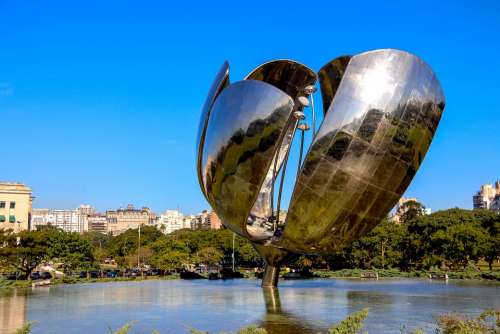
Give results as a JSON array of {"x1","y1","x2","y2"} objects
[{"x1": 0, "y1": 279, "x2": 498, "y2": 333}]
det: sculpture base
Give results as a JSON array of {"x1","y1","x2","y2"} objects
[{"x1": 261, "y1": 264, "x2": 281, "y2": 287}]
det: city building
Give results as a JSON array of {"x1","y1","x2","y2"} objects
[
  {"x1": 183, "y1": 214, "x2": 198, "y2": 229},
  {"x1": 209, "y1": 210, "x2": 222, "y2": 230},
  {"x1": 106, "y1": 204, "x2": 157, "y2": 235},
  {"x1": 193, "y1": 210, "x2": 223, "y2": 230},
  {"x1": 157, "y1": 209, "x2": 186, "y2": 234},
  {"x1": 473, "y1": 181, "x2": 500, "y2": 212},
  {"x1": 31, "y1": 206, "x2": 92, "y2": 233},
  {"x1": 87, "y1": 214, "x2": 107, "y2": 233},
  {"x1": 0, "y1": 182, "x2": 33, "y2": 232}
]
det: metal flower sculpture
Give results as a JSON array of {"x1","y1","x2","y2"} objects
[{"x1": 196, "y1": 49, "x2": 445, "y2": 287}]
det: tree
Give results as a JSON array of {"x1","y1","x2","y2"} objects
[
  {"x1": 150, "y1": 237, "x2": 191, "y2": 271},
  {"x1": 0, "y1": 229, "x2": 49, "y2": 279},
  {"x1": 194, "y1": 246, "x2": 223, "y2": 267},
  {"x1": 46, "y1": 229, "x2": 94, "y2": 272},
  {"x1": 431, "y1": 223, "x2": 489, "y2": 269},
  {"x1": 398, "y1": 200, "x2": 426, "y2": 224}
]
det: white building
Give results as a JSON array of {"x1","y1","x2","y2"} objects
[
  {"x1": 31, "y1": 205, "x2": 94, "y2": 233},
  {"x1": 473, "y1": 181, "x2": 500, "y2": 211},
  {"x1": 157, "y1": 210, "x2": 186, "y2": 234}
]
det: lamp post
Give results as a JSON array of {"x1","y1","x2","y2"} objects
[
  {"x1": 232, "y1": 233, "x2": 235, "y2": 272},
  {"x1": 137, "y1": 224, "x2": 141, "y2": 270}
]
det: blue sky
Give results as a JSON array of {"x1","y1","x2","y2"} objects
[{"x1": 1, "y1": 1, "x2": 499, "y2": 214}]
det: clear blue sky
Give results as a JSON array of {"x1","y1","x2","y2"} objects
[{"x1": 1, "y1": 1, "x2": 499, "y2": 214}]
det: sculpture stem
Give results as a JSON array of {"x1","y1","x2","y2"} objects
[{"x1": 262, "y1": 264, "x2": 281, "y2": 287}]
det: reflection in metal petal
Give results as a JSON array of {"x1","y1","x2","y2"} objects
[
  {"x1": 197, "y1": 61, "x2": 230, "y2": 198},
  {"x1": 245, "y1": 60, "x2": 316, "y2": 100},
  {"x1": 318, "y1": 56, "x2": 351, "y2": 115},
  {"x1": 245, "y1": 60, "x2": 318, "y2": 240},
  {"x1": 277, "y1": 49, "x2": 445, "y2": 254},
  {"x1": 201, "y1": 80, "x2": 294, "y2": 238}
]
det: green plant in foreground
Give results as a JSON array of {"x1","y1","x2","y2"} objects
[
  {"x1": 109, "y1": 322, "x2": 134, "y2": 334},
  {"x1": 14, "y1": 322, "x2": 33, "y2": 334},
  {"x1": 328, "y1": 308, "x2": 369, "y2": 334},
  {"x1": 435, "y1": 309, "x2": 499, "y2": 334}
]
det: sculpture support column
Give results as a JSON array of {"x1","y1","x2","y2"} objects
[
  {"x1": 262, "y1": 263, "x2": 281, "y2": 287},
  {"x1": 253, "y1": 243, "x2": 293, "y2": 287}
]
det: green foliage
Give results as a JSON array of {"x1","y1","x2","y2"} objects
[
  {"x1": 13, "y1": 321, "x2": 34, "y2": 334},
  {"x1": 398, "y1": 200, "x2": 426, "y2": 224},
  {"x1": 328, "y1": 308, "x2": 369, "y2": 334},
  {"x1": 46, "y1": 229, "x2": 94, "y2": 272},
  {"x1": 436, "y1": 310, "x2": 499, "y2": 334},
  {"x1": 110, "y1": 322, "x2": 134, "y2": 334},
  {"x1": 0, "y1": 228, "x2": 49, "y2": 278},
  {"x1": 236, "y1": 325, "x2": 268, "y2": 334},
  {"x1": 321, "y1": 209, "x2": 499, "y2": 272}
]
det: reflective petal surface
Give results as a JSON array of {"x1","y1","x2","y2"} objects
[
  {"x1": 276, "y1": 49, "x2": 445, "y2": 254},
  {"x1": 197, "y1": 61, "x2": 230, "y2": 198},
  {"x1": 201, "y1": 80, "x2": 294, "y2": 238}
]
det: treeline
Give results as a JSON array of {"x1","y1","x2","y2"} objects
[
  {"x1": 303, "y1": 208, "x2": 499, "y2": 272},
  {"x1": 0, "y1": 208, "x2": 498, "y2": 279},
  {"x1": 0, "y1": 225, "x2": 262, "y2": 279}
]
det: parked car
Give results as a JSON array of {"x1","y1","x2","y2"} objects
[
  {"x1": 40, "y1": 272, "x2": 53, "y2": 280},
  {"x1": 30, "y1": 272, "x2": 41, "y2": 280},
  {"x1": 106, "y1": 270, "x2": 118, "y2": 278},
  {"x1": 5, "y1": 272, "x2": 20, "y2": 280},
  {"x1": 89, "y1": 271, "x2": 100, "y2": 278}
]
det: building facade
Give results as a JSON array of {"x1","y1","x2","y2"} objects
[
  {"x1": 87, "y1": 214, "x2": 107, "y2": 233},
  {"x1": 473, "y1": 181, "x2": 500, "y2": 211},
  {"x1": 157, "y1": 209, "x2": 186, "y2": 234},
  {"x1": 0, "y1": 183, "x2": 33, "y2": 232},
  {"x1": 31, "y1": 206, "x2": 92, "y2": 233},
  {"x1": 106, "y1": 204, "x2": 157, "y2": 235},
  {"x1": 192, "y1": 210, "x2": 222, "y2": 230}
]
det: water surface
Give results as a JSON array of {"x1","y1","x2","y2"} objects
[{"x1": 0, "y1": 278, "x2": 498, "y2": 333}]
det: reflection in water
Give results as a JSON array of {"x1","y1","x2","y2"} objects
[
  {"x1": 259, "y1": 287, "x2": 320, "y2": 334},
  {"x1": 0, "y1": 289, "x2": 26, "y2": 334},
  {"x1": 0, "y1": 279, "x2": 498, "y2": 334}
]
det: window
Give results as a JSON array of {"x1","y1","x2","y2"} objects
[
  {"x1": 9, "y1": 215, "x2": 15, "y2": 223},
  {"x1": 0, "y1": 202, "x2": 4, "y2": 209},
  {"x1": 9, "y1": 202, "x2": 16, "y2": 209},
  {"x1": 0, "y1": 215, "x2": 5, "y2": 222}
]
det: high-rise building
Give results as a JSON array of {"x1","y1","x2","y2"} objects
[
  {"x1": 473, "y1": 181, "x2": 500, "y2": 212},
  {"x1": 0, "y1": 182, "x2": 33, "y2": 232},
  {"x1": 106, "y1": 204, "x2": 157, "y2": 235},
  {"x1": 31, "y1": 206, "x2": 92, "y2": 233}
]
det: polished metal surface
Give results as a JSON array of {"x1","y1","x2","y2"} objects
[
  {"x1": 196, "y1": 49, "x2": 445, "y2": 286},
  {"x1": 278, "y1": 49, "x2": 445, "y2": 254},
  {"x1": 197, "y1": 61, "x2": 230, "y2": 198},
  {"x1": 201, "y1": 79, "x2": 294, "y2": 238}
]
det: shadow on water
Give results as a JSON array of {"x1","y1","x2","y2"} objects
[{"x1": 259, "y1": 287, "x2": 321, "y2": 334}]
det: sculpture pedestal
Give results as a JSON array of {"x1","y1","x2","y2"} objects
[
  {"x1": 262, "y1": 264, "x2": 281, "y2": 287},
  {"x1": 253, "y1": 243, "x2": 294, "y2": 287}
]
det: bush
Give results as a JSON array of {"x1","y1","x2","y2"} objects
[
  {"x1": 436, "y1": 310, "x2": 499, "y2": 334},
  {"x1": 328, "y1": 308, "x2": 369, "y2": 334}
]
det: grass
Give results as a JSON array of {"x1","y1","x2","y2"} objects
[
  {"x1": 0, "y1": 274, "x2": 182, "y2": 291},
  {"x1": 313, "y1": 268, "x2": 500, "y2": 281}
]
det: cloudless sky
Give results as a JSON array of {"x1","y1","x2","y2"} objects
[{"x1": 1, "y1": 0, "x2": 499, "y2": 214}]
